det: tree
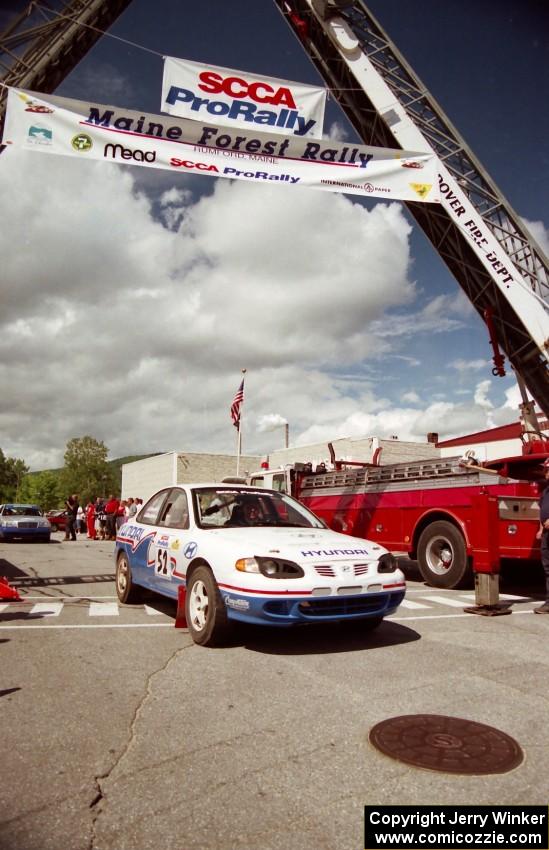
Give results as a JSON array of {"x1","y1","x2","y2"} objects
[
  {"x1": 0, "y1": 449, "x2": 30, "y2": 502},
  {"x1": 18, "y1": 471, "x2": 61, "y2": 511},
  {"x1": 60, "y1": 436, "x2": 117, "y2": 504}
]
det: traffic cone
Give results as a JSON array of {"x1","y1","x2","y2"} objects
[
  {"x1": 174, "y1": 584, "x2": 187, "y2": 628},
  {"x1": 0, "y1": 576, "x2": 21, "y2": 601}
]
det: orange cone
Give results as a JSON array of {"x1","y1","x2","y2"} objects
[
  {"x1": 0, "y1": 576, "x2": 21, "y2": 601},
  {"x1": 175, "y1": 584, "x2": 187, "y2": 628}
]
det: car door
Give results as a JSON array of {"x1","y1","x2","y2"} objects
[
  {"x1": 129, "y1": 489, "x2": 171, "y2": 587},
  {"x1": 147, "y1": 488, "x2": 191, "y2": 599}
]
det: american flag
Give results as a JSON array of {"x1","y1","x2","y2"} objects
[{"x1": 230, "y1": 379, "x2": 245, "y2": 428}]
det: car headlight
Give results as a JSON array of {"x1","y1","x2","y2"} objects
[
  {"x1": 235, "y1": 556, "x2": 304, "y2": 579},
  {"x1": 2, "y1": 521, "x2": 18, "y2": 528},
  {"x1": 377, "y1": 552, "x2": 398, "y2": 573},
  {"x1": 38, "y1": 520, "x2": 50, "y2": 527}
]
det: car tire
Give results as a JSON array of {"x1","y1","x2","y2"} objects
[
  {"x1": 417, "y1": 521, "x2": 472, "y2": 589},
  {"x1": 185, "y1": 565, "x2": 231, "y2": 647},
  {"x1": 116, "y1": 551, "x2": 145, "y2": 604}
]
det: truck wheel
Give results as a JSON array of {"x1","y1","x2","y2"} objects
[
  {"x1": 116, "y1": 551, "x2": 145, "y2": 604},
  {"x1": 417, "y1": 521, "x2": 472, "y2": 589},
  {"x1": 185, "y1": 565, "x2": 231, "y2": 647}
]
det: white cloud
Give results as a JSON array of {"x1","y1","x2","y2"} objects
[
  {"x1": 0, "y1": 148, "x2": 537, "y2": 470},
  {"x1": 451, "y1": 359, "x2": 490, "y2": 373}
]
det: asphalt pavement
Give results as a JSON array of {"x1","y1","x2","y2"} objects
[{"x1": 0, "y1": 532, "x2": 548, "y2": 850}]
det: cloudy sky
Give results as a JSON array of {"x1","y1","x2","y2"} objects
[{"x1": 0, "y1": 0, "x2": 548, "y2": 470}]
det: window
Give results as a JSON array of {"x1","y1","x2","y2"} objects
[
  {"x1": 137, "y1": 490, "x2": 170, "y2": 526},
  {"x1": 158, "y1": 489, "x2": 189, "y2": 529}
]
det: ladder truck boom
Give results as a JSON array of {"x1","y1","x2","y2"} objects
[
  {"x1": 274, "y1": 0, "x2": 549, "y2": 419},
  {"x1": 0, "y1": 0, "x2": 133, "y2": 150}
]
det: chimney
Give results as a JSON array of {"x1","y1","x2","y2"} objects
[{"x1": 427, "y1": 432, "x2": 439, "y2": 443}]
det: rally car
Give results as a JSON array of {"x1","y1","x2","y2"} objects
[{"x1": 115, "y1": 484, "x2": 405, "y2": 646}]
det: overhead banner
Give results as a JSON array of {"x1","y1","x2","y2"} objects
[
  {"x1": 161, "y1": 56, "x2": 326, "y2": 138},
  {"x1": 2, "y1": 88, "x2": 440, "y2": 203}
]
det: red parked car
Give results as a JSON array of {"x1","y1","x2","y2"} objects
[{"x1": 46, "y1": 510, "x2": 66, "y2": 531}]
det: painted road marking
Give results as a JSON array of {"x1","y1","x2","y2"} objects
[
  {"x1": 459, "y1": 593, "x2": 531, "y2": 602},
  {"x1": 144, "y1": 605, "x2": 164, "y2": 616},
  {"x1": 400, "y1": 599, "x2": 430, "y2": 609},
  {"x1": 89, "y1": 602, "x2": 120, "y2": 617},
  {"x1": 419, "y1": 595, "x2": 469, "y2": 608},
  {"x1": 0, "y1": 604, "x2": 9, "y2": 613},
  {"x1": 29, "y1": 602, "x2": 63, "y2": 617}
]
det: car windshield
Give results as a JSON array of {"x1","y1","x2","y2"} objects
[
  {"x1": 193, "y1": 487, "x2": 326, "y2": 530},
  {"x1": 2, "y1": 505, "x2": 41, "y2": 517}
]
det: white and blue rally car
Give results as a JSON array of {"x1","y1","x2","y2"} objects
[{"x1": 115, "y1": 484, "x2": 405, "y2": 646}]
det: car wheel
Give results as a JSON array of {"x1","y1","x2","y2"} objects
[
  {"x1": 417, "y1": 521, "x2": 472, "y2": 589},
  {"x1": 185, "y1": 565, "x2": 231, "y2": 647},
  {"x1": 116, "y1": 551, "x2": 144, "y2": 604}
]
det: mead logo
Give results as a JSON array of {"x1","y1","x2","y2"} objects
[
  {"x1": 103, "y1": 143, "x2": 156, "y2": 163},
  {"x1": 71, "y1": 133, "x2": 93, "y2": 152},
  {"x1": 28, "y1": 124, "x2": 52, "y2": 145}
]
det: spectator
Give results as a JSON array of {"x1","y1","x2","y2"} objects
[
  {"x1": 64, "y1": 494, "x2": 78, "y2": 541},
  {"x1": 95, "y1": 498, "x2": 106, "y2": 540},
  {"x1": 86, "y1": 501, "x2": 96, "y2": 540},
  {"x1": 104, "y1": 494, "x2": 119, "y2": 541},
  {"x1": 126, "y1": 498, "x2": 137, "y2": 520},
  {"x1": 116, "y1": 500, "x2": 126, "y2": 531},
  {"x1": 76, "y1": 504, "x2": 85, "y2": 534}
]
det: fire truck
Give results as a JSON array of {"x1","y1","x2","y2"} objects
[
  {"x1": 264, "y1": 0, "x2": 549, "y2": 607},
  {"x1": 249, "y1": 445, "x2": 544, "y2": 596}
]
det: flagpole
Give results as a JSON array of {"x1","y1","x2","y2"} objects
[{"x1": 236, "y1": 368, "x2": 246, "y2": 477}]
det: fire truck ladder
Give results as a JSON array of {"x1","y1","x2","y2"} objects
[
  {"x1": 301, "y1": 455, "x2": 499, "y2": 493},
  {"x1": 274, "y1": 0, "x2": 549, "y2": 420},
  {"x1": 0, "y1": 0, "x2": 133, "y2": 149}
]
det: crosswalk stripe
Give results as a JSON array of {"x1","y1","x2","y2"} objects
[
  {"x1": 89, "y1": 602, "x2": 119, "y2": 617},
  {"x1": 144, "y1": 605, "x2": 164, "y2": 616},
  {"x1": 459, "y1": 593, "x2": 530, "y2": 602},
  {"x1": 419, "y1": 595, "x2": 468, "y2": 608},
  {"x1": 0, "y1": 604, "x2": 9, "y2": 613},
  {"x1": 29, "y1": 602, "x2": 63, "y2": 617},
  {"x1": 400, "y1": 598, "x2": 430, "y2": 609}
]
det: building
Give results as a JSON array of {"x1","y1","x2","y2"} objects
[{"x1": 121, "y1": 451, "x2": 261, "y2": 501}]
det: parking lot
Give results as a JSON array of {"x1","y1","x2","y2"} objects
[{"x1": 1, "y1": 532, "x2": 548, "y2": 850}]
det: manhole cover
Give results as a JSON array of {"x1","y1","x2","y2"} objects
[{"x1": 369, "y1": 714, "x2": 523, "y2": 774}]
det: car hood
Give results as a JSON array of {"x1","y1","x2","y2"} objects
[{"x1": 205, "y1": 526, "x2": 386, "y2": 562}]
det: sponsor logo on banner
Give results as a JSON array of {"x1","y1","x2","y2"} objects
[
  {"x1": 161, "y1": 56, "x2": 326, "y2": 138},
  {"x1": 71, "y1": 133, "x2": 93, "y2": 152},
  {"x1": 28, "y1": 124, "x2": 52, "y2": 145},
  {"x1": 103, "y1": 143, "x2": 156, "y2": 163},
  {"x1": 410, "y1": 183, "x2": 433, "y2": 199},
  {"x1": 24, "y1": 101, "x2": 53, "y2": 114}
]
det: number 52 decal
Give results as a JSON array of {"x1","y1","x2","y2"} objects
[{"x1": 155, "y1": 548, "x2": 170, "y2": 577}]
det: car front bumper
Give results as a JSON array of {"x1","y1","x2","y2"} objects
[
  {"x1": 0, "y1": 526, "x2": 51, "y2": 540},
  {"x1": 218, "y1": 584, "x2": 406, "y2": 627}
]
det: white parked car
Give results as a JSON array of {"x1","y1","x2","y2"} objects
[{"x1": 114, "y1": 484, "x2": 405, "y2": 646}]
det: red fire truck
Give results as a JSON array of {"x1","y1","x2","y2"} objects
[{"x1": 249, "y1": 447, "x2": 545, "y2": 594}]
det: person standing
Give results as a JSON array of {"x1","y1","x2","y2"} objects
[
  {"x1": 95, "y1": 497, "x2": 106, "y2": 540},
  {"x1": 64, "y1": 494, "x2": 78, "y2": 541},
  {"x1": 86, "y1": 500, "x2": 96, "y2": 540},
  {"x1": 104, "y1": 494, "x2": 119, "y2": 541},
  {"x1": 535, "y1": 458, "x2": 549, "y2": 614}
]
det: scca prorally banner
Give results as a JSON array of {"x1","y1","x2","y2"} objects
[
  {"x1": 2, "y1": 88, "x2": 440, "y2": 203},
  {"x1": 161, "y1": 56, "x2": 326, "y2": 138}
]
